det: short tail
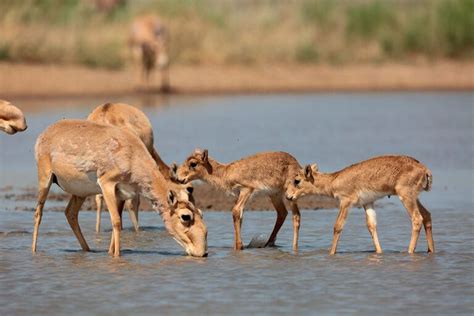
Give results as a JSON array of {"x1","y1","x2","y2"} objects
[{"x1": 424, "y1": 170, "x2": 432, "y2": 191}]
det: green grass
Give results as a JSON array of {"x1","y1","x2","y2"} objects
[
  {"x1": 438, "y1": 0, "x2": 474, "y2": 57},
  {"x1": 346, "y1": 1, "x2": 396, "y2": 40},
  {"x1": 0, "y1": 0, "x2": 472, "y2": 69}
]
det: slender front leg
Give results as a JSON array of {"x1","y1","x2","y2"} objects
[
  {"x1": 65, "y1": 195, "x2": 89, "y2": 251},
  {"x1": 95, "y1": 194, "x2": 103, "y2": 233},
  {"x1": 126, "y1": 195, "x2": 140, "y2": 233},
  {"x1": 330, "y1": 200, "x2": 351, "y2": 255},
  {"x1": 232, "y1": 188, "x2": 253, "y2": 250},
  {"x1": 290, "y1": 201, "x2": 301, "y2": 251},
  {"x1": 363, "y1": 203, "x2": 382, "y2": 254},
  {"x1": 100, "y1": 180, "x2": 122, "y2": 257},
  {"x1": 417, "y1": 199, "x2": 435, "y2": 253},
  {"x1": 266, "y1": 195, "x2": 288, "y2": 247},
  {"x1": 399, "y1": 193, "x2": 423, "y2": 254},
  {"x1": 109, "y1": 200, "x2": 125, "y2": 254}
]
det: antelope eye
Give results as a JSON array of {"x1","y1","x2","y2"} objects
[
  {"x1": 190, "y1": 162, "x2": 197, "y2": 168},
  {"x1": 294, "y1": 179, "x2": 301, "y2": 186}
]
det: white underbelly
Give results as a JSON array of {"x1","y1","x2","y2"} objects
[
  {"x1": 357, "y1": 191, "x2": 390, "y2": 206},
  {"x1": 56, "y1": 173, "x2": 101, "y2": 197}
]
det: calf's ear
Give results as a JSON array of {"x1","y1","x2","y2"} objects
[
  {"x1": 202, "y1": 149, "x2": 209, "y2": 163},
  {"x1": 304, "y1": 165, "x2": 313, "y2": 180}
]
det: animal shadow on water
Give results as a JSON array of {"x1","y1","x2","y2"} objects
[
  {"x1": 246, "y1": 234, "x2": 273, "y2": 249},
  {"x1": 101, "y1": 225, "x2": 165, "y2": 233},
  {"x1": 60, "y1": 248, "x2": 181, "y2": 257}
]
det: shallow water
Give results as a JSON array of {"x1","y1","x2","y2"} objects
[{"x1": 1, "y1": 92, "x2": 473, "y2": 315}]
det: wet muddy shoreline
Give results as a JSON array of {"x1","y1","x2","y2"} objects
[{"x1": 1, "y1": 183, "x2": 339, "y2": 212}]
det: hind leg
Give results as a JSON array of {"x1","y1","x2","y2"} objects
[
  {"x1": 417, "y1": 199, "x2": 435, "y2": 253},
  {"x1": 363, "y1": 203, "x2": 383, "y2": 253},
  {"x1": 126, "y1": 195, "x2": 140, "y2": 233},
  {"x1": 399, "y1": 193, "x2": 423, "y2": 254},
  {"x1": 266, "y1": 195, "x2": 288, "y2": 247},
  {"x1": 32, "y1": 159, "x2": 54, "y2": 253},
  {"x1": 65, "y1": 195, "x2": 89, "y2": 251}
]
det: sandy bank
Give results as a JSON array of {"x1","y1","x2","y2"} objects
[
  {"x1": 3, "y1": 184, "x2": 338, "y2": 212},
  {"x1": 1, "y1": 61, "x2": 472, "y2": 100}
]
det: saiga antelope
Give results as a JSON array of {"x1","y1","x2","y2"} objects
[
  {"x1": 88, "y1": 102, "x2": 194, "y2": 232},
  {"x1": 129, "y1": 15, "x2": 170, "y2": 91},
  {"x1": 175, "y1": 150, "x2": 302, "y2": 250},
  {"x1": 0, "y1": 100, "x2": 27, "y2": 134},
  {"x1": 32, "y1": 120, "x2": 207, "y2": 257},
  {"x1": 286, "y1": 155, "x2": 434, "y2": 254}
]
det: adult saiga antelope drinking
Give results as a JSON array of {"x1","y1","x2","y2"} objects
[
  {"x1": 0, "y1": 100, "x2": 27, "y2": 134},
  {"x1": 175, "y1": 150, "x2": 303, "y2": 251},
  {"x1": 286, "y1": 155, "x2": 434, "y2": 255},
  {"x1": 88, "y1": 102, "x2": 194, "y2": 232},
  {"x1": 32, "y1": 120, "x2": 207, "y2": 257},
  {"x1": 129, "y1": 15, "x2": 170, "y2": 91}
]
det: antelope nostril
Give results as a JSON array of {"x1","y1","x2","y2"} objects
[{"x1": 181, "y1": 214, "x2": 192, "y2": 222}]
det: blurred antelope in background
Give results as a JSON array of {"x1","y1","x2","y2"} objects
[
  {"x1": 176, "y1": 150, "x2": 303, "y2": 251},
  {"x1": 88, "y1": 102, "x2": 194, "y2": 232},
  {"x1": 129, "y1": 15, "x2": 170, "y2": 91},
  {"x1": 0, "y1": 100, "x2": 27, "y2": 135},
  {"x1": 33, "y1": 120, "x2": 207, "y2": 257},
  {"x1": 286, "y1": 155, "x2": 434, "y2": 255}
]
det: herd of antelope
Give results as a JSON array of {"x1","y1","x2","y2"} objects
[
  {"x1": 1, "y1": 98, "x2": 435, "y2": 258},
  {"x1": 0, "y1": 12, "x2": 435, "y2": 259}
]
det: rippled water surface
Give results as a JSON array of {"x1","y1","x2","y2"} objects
[{"x1": 1, "y1": 92, "x2": 473, "y2": 315}]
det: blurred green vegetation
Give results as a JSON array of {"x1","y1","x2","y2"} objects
[{"x1": 0, "y1": 0, "x2": 472, "y2": 69}]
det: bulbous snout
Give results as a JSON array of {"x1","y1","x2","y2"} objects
[
  {"x1": 186, "y1": 246, "x2": 208, "y2": 258},
  {"x1": 175, "y1": 168, "x2": 189, "y2": 184},
  {"x1": 15, "y1": 119, "x2": 27, "y2": 132},
  {"x1": 172, "y1": 208, "x2": 208, "y2": 257},
  {"x1": 2, "y1": 120, "x2": 27, "y2": 135},
  {"x1": 182, "y1": 230, "x2": 208, "y2": 257}
]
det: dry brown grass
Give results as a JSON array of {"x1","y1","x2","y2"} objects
[{"x1": 0, "y1": 0, "x2": 472, "y2": 69}]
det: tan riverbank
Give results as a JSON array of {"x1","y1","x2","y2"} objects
[
  {"x1": 1, "y1": 61, "x2": 472, "y2": 100},
  {"x1": 3, "y1": 184, "x2": 338, "y2": 212}
]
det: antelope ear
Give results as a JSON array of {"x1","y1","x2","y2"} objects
[
  {"x1": 304, "y1": 165, "x2": 313, "y2": 180},
  {"x1": 196, "y1": 208, "x2": 203, "y2": 217},
  {"x1": 167, "y1": 190, "x2": 178, "y2": 207},
  {"x1": 201, "y1": 149, "x2": 209, "y2": 163},
  {"x1": 311, "y1": 163, "x2": 319, "y2": 173},
  {"x1": 169, "y1": 162, "x2": 178, "y2": 179},
  {"x1": 171, "y1": 162, "x2": 178, "y2": 173}
]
